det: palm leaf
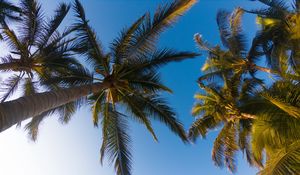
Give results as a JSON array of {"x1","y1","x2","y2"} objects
[
  {"x1": 22, "y1": 77, "x2": 37, "y2": 96},
  {"x1": 100, "y1": 104, "x2": 132, "y2": 175},
  {"x1": 259, "y1": 141, "x2": 300, "y2": 175},
  {"x1": 72, "y1": 0, "x2": 109, "y2": 75},
  {"x1": 0, "y1": 73, "x2": 23, "y2": 102},
  {"x1": 121, "y1": 49, "x2": 198, "y2": 78},
  {"x1": 188, "y1": 115, "x2": 221, "y2": 141},
  {"x1": 0, "y1": 0, "x2": 21, "y2": 25},
  {"x1": 111, "y1": 15, "x2": 146, "y2": 64},
  {"x1": 212, "y1": 122, "x2": 238, "y2": 172},
  {"x1": 126, "y1": 0, "x2": 197, "y2": 59},
  {"x1": 36, "y1": 2, "x2": 71, "y2": 48},
  {"x1": 132, "y1": 94, "x2": 188, "y2": 142},
  {"x1": 19, "y1": 0, "x2": 44, "y2": 46},
  {"x1": 25, "y1": 110, "x2": 54, "y2": 141},
  {"x1": 121, "y1": 93, "x2": 158, "y2": 141}
]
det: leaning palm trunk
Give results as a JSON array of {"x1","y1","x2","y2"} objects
[{"x1": 0, "y1": 82, "x2": 107, "y2": 132}]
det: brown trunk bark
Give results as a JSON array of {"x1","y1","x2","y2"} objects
[{"x1": 0, "y1": 82, "x2": 107, "y2": 132}]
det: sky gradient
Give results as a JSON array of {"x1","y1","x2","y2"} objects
[{"x1": 0, "y1": 0, "x2": 263, "y2": 175}]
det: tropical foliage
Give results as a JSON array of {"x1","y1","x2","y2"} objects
[
  {"x1": 71, "y1": 1, "x2": 197, "y2": 174},
  {"x1": 189, "y1": 1, "x2": 300, "y2": 174},
  {"x1": 0, "y1": 0, "x2": 21, "y2": 39},
  {"x1": 1, "y1": 0, "x2": 300, "y2": 175},
  {"x1": 0, "y1": 0, "x2": 91, "y2": 140},
  {"x1": 0, "y1": 1, "x2": 197, "y2": 175}
]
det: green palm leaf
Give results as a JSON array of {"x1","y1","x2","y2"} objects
[
  {"x1": 100, "y1": 104, "x2": 132, "y2": 175},
  {"x1": 259, "y1": 141, "x2": 300, "y2": 175}
]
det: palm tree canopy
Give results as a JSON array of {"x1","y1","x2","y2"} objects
[
  {"x1": 71, "y1": 1, "x2": 198, "y2": 175},
  {"x1": 190, "y1": 3, "x2": 300, "y2": 174},
  {"x1": 0, "y1": 1, "x2": 198, "y2": 175},
  {"x1": 0, "y1": 0, "x2": 91, "y2": 140},
  {"x1": 189, "y1": 71, "x2": 264, "y2": 172},
  {"x1": 245, "y1": 0, "x2": 300, "y2": 74},
  {"x1": 194, "y1": 8, "x2": 271, "y2": 83}
]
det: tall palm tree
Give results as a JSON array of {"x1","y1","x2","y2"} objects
[
  {"x1": 194, "y1": 8, "x2": 275, "y2": 83},
  {"x1": 0, "y1": 0, "x2": 91, "y2": 140},
  {"x1": 190, "y1": 72, "x2": 300, "y2": 174},
  {"x1": 246, "y1": 0, "x2": 300, "y2": 75},
  {"x1": 191, "y1": 5, "x2": 300, "y2": 174},
  {"x1": 189, "y1": 72, "x2": 263, "y2": 172},
  {"x1": 241, "y1": 80, "x2": 300, "y2": 175},
  {"x1": 0, "y1": 0, "x2": 198, "y2": 174}
]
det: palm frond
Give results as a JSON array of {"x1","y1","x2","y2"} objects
[
  {"x1": 72, "y1": 0, "x2": 109, "y2": 75},
  {"x1": 25, "y1": 110, "x2": 54, "y2": 141},
  {"x1": 262, "y1": 93, "x2": 300, "y2": 119},
  {"x1": 111, "y1": 15, "x2": 145, "y2": 64},
  {"x1": 0, "y1": 55, "x2": 19, "y2": 72},
  {"x1": 0, "y1": 0, "x2": 21, "y2": 24},
  {"x1": 217, "y1": 9, "x2": 247, "y2": 57},
  {"x1": 126, "y1": 0, "x2": 197, "y2": 59},
  {"x1": 239, "y1": 78, "x2": 264, "y2": 101},
  {"x1": 188, "y1": 115, "x2": 221, "y2": 141},
  {"x1": 294, "y1": 0, "x2": 300, "y2": 11},
  {"x1": 122, "y1": 94, "x2": 158, "y2": 141},
  {"x1": 0, "y1": 73, "x2": 23, "y2": 102},
  {"x1": 38, "y1": 59, "x2": 92, "y2": 89},
  {"x1": 24, "y1": 100, "x2": 78, "y2": 141},
  {"x1": 251, "y1": 112, "x2": 300, "y2": 163},
  {"x1": 132, "y1": 94, "x2": 188, "y2": 142},
  {"x1": 259, "y1": 141, "x2": 300, "y2": 175},
  {"x1": 212, "y1": 122, "x2": 238, "y2": 173},
  {"x1": 100, "y1": 104, "x2": 132, "y2": 175},
  {"x1": 89, "y1": 90, "x2": 106, "y2": 127},
  {"x1": 19, "y1": 0, "x2": 44, "y2": 46},
  {"x1": 258, "y1": 0, "x2": 289, "y2": 12},
  {"x1": 22, "y1": 77, "x2": 37, "y2": 96},
  {"x1": 127, "y1": 72, "x2": 172, "y2": 94},
  {"x1": 121, "y1": 49, "x2": 198, "y2": 78},
  {"x1": 36, "y1": 2, "x2": 71, "y2": 48},
  {"x1": 2, "y1": 26, "x2": 26, "y2": 53}
]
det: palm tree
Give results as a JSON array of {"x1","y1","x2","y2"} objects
[
  {"x1": 191, "y1": 5, "x2": 300, "y2": 174},
  {"x1": 189, "y1": 71, "x2": 263, "y2": 172},
  {"x1": 0, "y1": 0, "x2": 198, "y2": 174},
  {"x1": 189, "y1": 73, "x2": 300, "y2": 174},
  {"x1": 245, "y1": 0, "x2": 300, "y2": 75},
  {"x1": 0, "y1": 0, "x2": 91, "y2": 140},
  {"x1": 248, "y1": 80, "x2": 300, "y2": 175},
  {"x1": 194, "y1": 8, "x2": 276, "y2": 83}
]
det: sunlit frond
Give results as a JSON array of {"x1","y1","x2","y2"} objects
[
  {"x1": 259, "y1": 141, "x2": 300, "y2": 175},
  {"x1": 188, "y1": 115, "x2": 222, "y2": 141},
  {"x1": 126, "y1": 0, "x2": 197, "y2": 59}
]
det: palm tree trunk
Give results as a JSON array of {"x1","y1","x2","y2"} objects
[{"x1": 0, "y1": 82, "x2": 107, "y2": 132}]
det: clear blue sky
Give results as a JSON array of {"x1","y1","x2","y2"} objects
[{"x1": 0, "y1": 0, "x2": 263, "y2": 175}]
